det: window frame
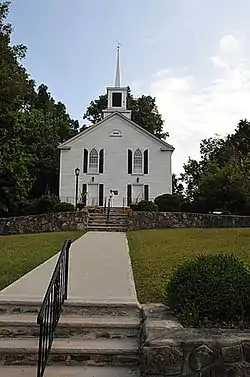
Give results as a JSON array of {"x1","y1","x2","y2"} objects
[
  {"x1": 88, "y1": 148, "x2": 99, "y2": 174},
  {"x1": 133, "y1": 149, "x2": 143, "y2": 174}
]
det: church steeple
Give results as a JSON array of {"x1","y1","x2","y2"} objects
[
  {"x1": 102, "y1": 44, "x2": 131, "y2": 119},
  {"x1": 115, "y1": 42, "x2": 121, "y2": 87}
]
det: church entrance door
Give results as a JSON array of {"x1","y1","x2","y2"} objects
[
  {"x1": 87, "y1": 183, "x2": 99, "y2": 206},
  {"x1": 132, "y1": 184, "x2": 144, "y2": 204}
]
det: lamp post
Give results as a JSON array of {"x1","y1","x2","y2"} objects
[{"x1": 74, "y1": 167, "x2": 80, "y2": 210}]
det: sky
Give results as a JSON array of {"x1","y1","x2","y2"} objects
[{"x1": 8, "y1": 0, "x2": 250, "y2": 175}]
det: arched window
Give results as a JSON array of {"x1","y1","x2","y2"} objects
[
  {"x1": 134, "y1": 149, "x2": 143, "y2": 173},
  {"x1": 89, "y1": 148, "x2": 98, "y2": 173}
]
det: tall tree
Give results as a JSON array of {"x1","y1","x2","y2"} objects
[
  {"x1": 27, "y1": 85, "x2": 79, "y2": 197},
  {"x1": 0, "y1": 1, "x2": 35, "y2": 214},
  {"x1": 181, "y1": 120, "x2": 250, "y2": 214},
  {"x1": 0, "y1": 3, "x2": 80, "y2": 214},
  {"x1": 84, "y1": 88, "x2": 168, "y2": 140}
]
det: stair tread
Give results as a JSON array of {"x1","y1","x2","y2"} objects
[
  {"x1": 0, "y1": 366, "x2": 140, "y2": 376},
  {"x1": 0, "y1": 337, "x2": 139, "y2": 352},
  {"x1": 0, "y1": 314, "x2": 140, "y2": 327},
  {"x1": 87, "y1": 225, "x2": 127, "y2": 227}
]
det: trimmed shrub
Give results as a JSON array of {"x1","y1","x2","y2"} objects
[
  {"x1": 137, "y1": 200, "x2": 158, "y2": 212},
  {"x1": 55, "y1": 202, "x2": 75, "y2": 212},
  {"x1": 155, "y1": 194, "x2": 182, "y2": 212},
  {"x1": 167, "y1": 254, "x2": 250, "y2": 327},
  {"x1": 130, "y1": 204, "x2": 139, "y2": 211},
  {"x1": 36, "y1": 194, "x2": 60, "y2": 213},
  {"x1": 8, "y1": 196, "x2": 73, "y2": 216}
]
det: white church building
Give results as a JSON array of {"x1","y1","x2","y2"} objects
[{"x1": 58, "y1": 48, "x2": 174, "y2": 208}]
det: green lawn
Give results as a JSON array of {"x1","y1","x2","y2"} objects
[
  {"x1": 127, "y1": 228, "x2": 250, "y2": 303},
  {"x1": 0, "y1": 231, "x2": 84, "y2": 291}
]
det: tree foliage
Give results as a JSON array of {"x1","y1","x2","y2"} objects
[
  {"x1": 84, "y1": 88, "x2": 168, "y2": 140},
  {"x1": 0, "y1": 2, "x2": 79, "y2": 216},
  {"x1": 181, "y1": 120, "x2": 250, "y2": 214}
]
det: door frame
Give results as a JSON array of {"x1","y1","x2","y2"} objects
[
  {"x1": 132, "y1": 184, "x2": 144, "y2": 204},
  {"x1": 87, "y1": 183, "x2": 99, "y2": 206}
]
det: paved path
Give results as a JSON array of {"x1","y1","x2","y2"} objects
[{"x1": 0, "y1": 232, "x2": 137, "y2": 303}]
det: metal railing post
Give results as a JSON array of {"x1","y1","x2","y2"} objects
[{"x1": 107, "y1": 197, "x2": 111, "y2": 223}]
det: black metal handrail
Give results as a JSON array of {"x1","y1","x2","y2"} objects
[
  {"x1": 37, "y1": 239, "x2": 71, "y2": 377},
  {"x1": 107, "y1": 197, "x2": 111, "y2": 223},
  {"x1": 104, "y1": 197, "x2": 107, "y2": 213}
]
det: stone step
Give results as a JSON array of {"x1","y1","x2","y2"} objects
[
  {"x1": 0, "y1": 365, "x2": 140, "y2": 376},
  {"x1": 0, "y1": 338, "x2": 139, "y2": 366},
  {"x1": 89, "y1": 215, "x2": 127, "y2": 217},
  {"x1": 89, "y1": 212, "x2": 127, "y2": 215},
  {"x1": 0, "y1": 300, "x2": 141, "y2": 318},
  {"x1": 87, "y1": 227, "x2": 127, "y2": 232},
  {"x1": 0, "y1": 314, "x2": 140, "y2": 339},
  {"x1": 87, "y1": 222, "x2": 127, "y2": 227},
  {"x1": 63, "y1": 301, "x2": 141, "y2": 318},
  {"x1": 88, "y1": 216, "x2": 127, "y2": 220},
  {"x1": 88, "y1": 220, "x2": 128, "y2": 225}
]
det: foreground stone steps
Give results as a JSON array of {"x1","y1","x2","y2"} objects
[
  {"x1": 0, "y1": 314, "x2": 140, "y2": 339},
  {"x1": 0, "y1": 338, "x2": 139, "y2": 366},
  {"x1": 0, "y1": 300, "x2": 141, "y2": 317},
  {"x1": 0, "y1": 366, "x2": 140, "y2": 377},
  {"x1": 0, "y1": 365, "x2": 140, "y2": 376}
]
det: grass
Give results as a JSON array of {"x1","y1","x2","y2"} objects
[
  {"x1": 0, "y1": 231, "x2": 84, "y2": 291},
  {"x1": 127, "y1": 228, "x2": 250, "y2": 303}
]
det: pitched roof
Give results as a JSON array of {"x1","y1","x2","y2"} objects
[{"x1": 58, "y1": 112, "x2": 174, "y2": 151}]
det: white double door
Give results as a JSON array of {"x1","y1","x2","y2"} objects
[
  {"x1": 87, "y1": 183, "x2": 99, "y2": 206},
  {"x1": 132, "y1": 184, "x2": 144, "y2": 203}
]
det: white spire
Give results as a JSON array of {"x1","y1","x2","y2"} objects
[{"x1": 115, "y1": 41, "x2": 121, "y2": 87}]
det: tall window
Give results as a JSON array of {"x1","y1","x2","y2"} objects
[
  {"x1": 89, "y1": 148, "x2": 98, "y2": 173},
  {"x1": 134, "y1": 149, "x2": 143, "y2": 173}
]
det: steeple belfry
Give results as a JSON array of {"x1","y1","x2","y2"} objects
[
  {"x1": 115, "y1": 42, "x2": 121, "y2": 88},
  {"x1": 102, "y1": 43, "x2": 131, "y2": 119}
]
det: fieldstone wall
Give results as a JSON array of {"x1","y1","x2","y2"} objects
[
  {"x1": 141, "y1": 304, "x2": 250, "y2": 377},
  {"x1": 0, "y1": 212, "x2": 88, "y2": 235},
  {"x1": 128, "y1": 211, "x2": 250, "y2": 230}
]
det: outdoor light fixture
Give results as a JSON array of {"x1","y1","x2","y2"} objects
[
  {"x1": 91, "y1": 176, "x2": 94, "y2": 182},
  {"x1": 136, "y1": 177, "x2": 139, "y2": 183},
  {"x1": 75, "y1": 167, "x2": 80, "y2": 177},
  {"x1": 74, "y1": 167, "x2": 80, "y2": 209}
]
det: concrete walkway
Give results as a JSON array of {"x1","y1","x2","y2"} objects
[{"x1": 0, "y1": 232, "x2": 137, "y2": 303}]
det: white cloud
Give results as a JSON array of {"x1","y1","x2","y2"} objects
[{"x1": 149, "y1": 34, "x2": 250, "y2": 175}]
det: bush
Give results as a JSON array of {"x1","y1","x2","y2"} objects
[
  {"x1": 129, "y1": 204, "x2": 139, "y2": 211},
  {"x1": 155, "y1": 194, "x2": 182, "y2": 212},
  {"x1": 36, "y1": 194, "x2": 60, "y2": 213},
  {"x1": 167, "y1": 254, "x2": 250, "y2": 327},
  {"x1": 137, "y1": 200, "x2": 158, "y2": 212},
  {"x1": 9, "y1": 195, "x2": 73, "y2": 216},
  {"x1": 55, "y1": 202, "x2": 75, "y2": 212}
]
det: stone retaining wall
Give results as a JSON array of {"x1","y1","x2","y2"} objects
[
  {"x1": 0, "y1": 212, "x2": 88, "y2": 235},
  {"x1": 141, "y1": 304, "x2": 250, "y2": 377},
  {"x1": 128, "y1": 211, "x2": 250, "y2": 230}
]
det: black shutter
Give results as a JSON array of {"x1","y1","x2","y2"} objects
[
  {"x1": 82, "y1": 184, "x2": 87, "y2": 206},
  {"x1": 99, "y1": 149, "x2": 104, "y2": 173},
  {"x1": 144, "y1": 185, "x2": 149, "y2": 201},
  {"x1": 99, "y1": 184, "x2": 104, "y2": 206},
  {"x1": 128, "y1": 149, "x2": 132, "y2": 174},
  {"x1": 144, "y1": 149, "x2": 148, "y2": 174},
  {"x1": 127, "y1": 184, "x2": 132, "y2": 206},
  {"x1": 83, "y1": 149, "x2": 88, "y2": 173}
]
